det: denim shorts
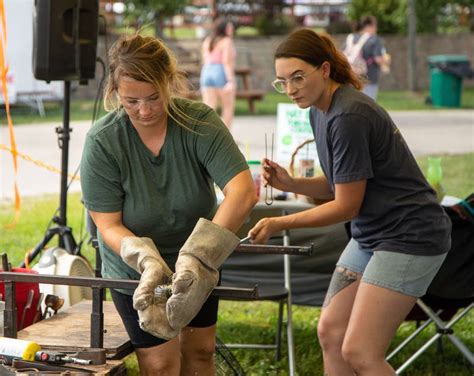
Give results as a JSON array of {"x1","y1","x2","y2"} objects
[
  {"x1": 110, "y1": 287, "x2": 219, "y2": 348},
  {"x1": 336, "y1": 238, "x2": 447, "y2": 297},
  {"x1": 200, "y1": 63, "x2": 228, "y2": 88}
]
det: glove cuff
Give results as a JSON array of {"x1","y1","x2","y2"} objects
[
  {"x1": 121, "y1": 236, "x2": 172, "y2": 276},
  {"x1": 180, "y1": 218, "x2": 239, "y2": 269}
]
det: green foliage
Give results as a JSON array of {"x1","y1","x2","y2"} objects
[
  {"x1": 413, "y1": 0, "x2": 448, "y2": 33},
  {"x1": 125, "y1": 0, "x2": 189, "y2": 18},
  {"x1": 347, "y1": 0, "x2": 405, "y2": 34},
  {"x1": 348, "y1": 0, "x2": 474, "y2": 34},
  {"x1": 123, "y1": 0, "x2": 190, "y2": 36},
  {"x1": 254, "y1": 15, "x2": 296, "y2": 35}
]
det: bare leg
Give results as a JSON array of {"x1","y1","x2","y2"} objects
[
  {"x1": 341, "y1": 282, "x2": 416, "y2": 376},
  {"x1": 218, "y1": 87, "x2": 236, "y2": 129},
  {"x1": 135, "y1": 336, "x2": 180, "y2": 375},
  {"x1": 180, "y1": 325, "x2": 216, "y2": 376},
  {"x1": 201, "y1": 88, "x2": 219, "y2": 111},
  {"x1": 317, "y1": 266, "x2": 361, "y2": 376}
]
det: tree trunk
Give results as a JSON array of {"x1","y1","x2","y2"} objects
[
  {"x1": 407, "y1": 0, "x2": 417, "y2": 92},
  {"x1": 154, "y1": 13, "x2": 164, "y2": 38}
]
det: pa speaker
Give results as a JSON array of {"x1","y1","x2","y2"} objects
[{"x1": 33, "y1": 0, "x2": 99, "y2": 81}]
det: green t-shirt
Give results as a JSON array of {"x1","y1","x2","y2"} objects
[{"x1": 81, "y1": 98, "x2": 248, "y2": 285}]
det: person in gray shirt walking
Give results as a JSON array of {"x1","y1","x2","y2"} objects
[{"x1": 359, "y1": 15, "x2": 390, "y2": 100}]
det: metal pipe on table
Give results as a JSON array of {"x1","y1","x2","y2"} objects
[
  {"x1": 235, "y1": 243, "x2": 313, "y2": 255},
  {"x1": 0, "y1": 272, "x2": 258, "y2": 347}
]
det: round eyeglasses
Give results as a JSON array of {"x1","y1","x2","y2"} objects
[
  {"x1": 118, "y1": 92, "x2": 161, "y2": 110},
  {"x1": 271, "y1": 66, "x2": 320, "y2": 93}
]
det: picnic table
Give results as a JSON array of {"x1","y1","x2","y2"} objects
[{"x1": 181, "y1": 65, "x2": 265, "y2": 113}]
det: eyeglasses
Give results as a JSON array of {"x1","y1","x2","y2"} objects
[
  {"x1": 271, "y1": 66, "x2": 320, "y2": 93},
  {"x1": 118, "y1": 92, "x2": 161, "y2": 109}
]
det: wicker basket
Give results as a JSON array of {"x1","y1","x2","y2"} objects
[{"x1": 288, "y1": 139, "x2": 316, "y2": 204}]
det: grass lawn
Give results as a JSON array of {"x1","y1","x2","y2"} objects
[
  {"x1": 0, "y1": 154, "x2": 472, "y2": 375},
  {"x1": 2, "y1": 87, "x2": 474, "y2": 125}
]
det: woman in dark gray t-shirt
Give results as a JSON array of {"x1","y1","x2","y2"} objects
[{"x1": 249, "y1": 28, "x2": 451, "y2": 375}]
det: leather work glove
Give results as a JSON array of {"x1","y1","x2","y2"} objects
[
  {"x1": 166, "y1": 218, "x2": 239, "y2": 330},
  {"x1": 120, "y1": 237, "x2": 178, "y2": 339}
]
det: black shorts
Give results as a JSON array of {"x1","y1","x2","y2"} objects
[{"x1": 110, "y1": 286, "x2": 220, "y2": 348}]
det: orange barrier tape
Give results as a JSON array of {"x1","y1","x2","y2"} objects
[
  {"x1": 0, "y1": 0, "x2": 21, "y2": 226},
  {"x1": 0, "y1": 143, "x2": 81, "y2": 182}
]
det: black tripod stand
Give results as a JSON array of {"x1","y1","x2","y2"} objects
[{"x1": 21, "y1": 81, "x2": 79, "y2": 267}]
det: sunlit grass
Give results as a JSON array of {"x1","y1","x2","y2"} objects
[{"x1": 3, "y1": 87, "x2": 473, "y2": 126}]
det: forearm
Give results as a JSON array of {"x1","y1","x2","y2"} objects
[
  {"x1": 213, "y1": 184, "x2": 257, "y2": 233},
  {"x1": 222, "y1": 42, "x2": 236, "y2": 85},
  {"x1": 273, "y1": 199, "x2": 356, "y2": 231},
  {"x1": 213, "y1": 193, "x2": 256, "y2": 233},
  {"x1": 289, "y1": 175, "x2": 334, "y2": 200},
  {"x1": 374, "y1": 55, "x2": 384, "y2": 66},
  {"x1": 89, "y1": 211, "x2": 135, "y2": 256},
  {"x1": 99, "y1": 225, "x2": 135, "y2": 255},
  {"x1": 224, "y1": 64, "x2": 235, "y2": 85}
]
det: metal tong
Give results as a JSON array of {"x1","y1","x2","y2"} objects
[{"x1": 265, "y1": 133, "x2": 274, "y2": 206}]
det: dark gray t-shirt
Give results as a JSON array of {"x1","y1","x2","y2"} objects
[
  {"x1": 354, "y1": 34, "x2": 384, "y2": 84},
  {"x1": 309, "y1": 85, "x2": 451, "y2": 256}
]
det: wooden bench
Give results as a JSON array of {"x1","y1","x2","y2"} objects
[
  {"x1": 235, "y1": 67, "x2": 265, "y2": 113},
  {"x1": 236, "y1": 89, "x2": 265, "y2": 114},
  {"x1": 182, "y1": 88, "x2": 265, "y2": 114}
]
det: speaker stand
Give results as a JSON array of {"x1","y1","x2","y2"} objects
[{"x1": 21, "y1": 81, "x2": 79, "y2": 267}]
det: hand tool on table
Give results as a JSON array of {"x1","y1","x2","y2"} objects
[
  {"x1": 35, "y1": 350, "x2": 93, "y2": 365},
  {"x1": 19, "y1": 289, "x2": 35, "y2": 329},
  {"x1": 44, "y1": 294, "x2": 64, "y2": 318},
  {"x1": 67, "y1": 348, "x2": 106, "y2": 365},
  {"x1": 13, "y1": 359, "x2": 94, "y2": 373},
  {"x1": 32, "y1": 292, "x2": 44, "y2": 324}
]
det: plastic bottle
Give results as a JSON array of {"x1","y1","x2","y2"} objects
[
  {"x1": 247, "y1": 160, "x2": 262, "y2": 200},
  {"x1": 0, "y1": 337, "x2": 42, "y2": 361},
  {"x1": 426, "y1": 157, "x2": 445, "y2": 203}
]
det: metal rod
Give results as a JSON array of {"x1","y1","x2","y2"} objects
[
  {"x1": 0, "y1": 272, "x2": 258, "y2": 299},
  {"x1": 239, "y1": 235, "x2": 252, "y2": 244},
  {"x1": 4, "y1": 281, "x2": 17, "y2": 338},
  {"x1": 235, "y1": 243, "x2": 313, "y2": 255},
  {"x1": 0, "y1": 272, "x2": 258, "y2": 345},
  {"x1": 91, "y1": 287, "x2": 104, "y2": 348}
]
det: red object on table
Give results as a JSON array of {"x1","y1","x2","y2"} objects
[{"x1": 0, "y1": 267, "x2": 41, "y2": 330}]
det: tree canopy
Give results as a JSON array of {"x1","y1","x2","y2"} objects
[{"x1": 348, "y1": 0, "x2": 473, "y2": 34}]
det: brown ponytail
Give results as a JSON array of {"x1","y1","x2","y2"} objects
[
  {"x1": 274, "y1": 28, "x2": 363, "y2": 90},
  {"x1": 209, "y1": 18, "x2": 230, "y2": 52}
]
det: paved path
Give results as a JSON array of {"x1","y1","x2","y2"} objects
[{"x1": 0, "y1": 110, "x2": 472, "y2": 201}]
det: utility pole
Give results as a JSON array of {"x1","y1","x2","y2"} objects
[{"x1": 407, "y1": 0, "x2": 417, "y2": 91}]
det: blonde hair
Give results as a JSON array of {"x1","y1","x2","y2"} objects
[
  {"x1": 103, "y1": 33, "x2": 195, "y2": 127},
  {"x1": 274, "y1": 28, "x2": 363, "y2": 90}
]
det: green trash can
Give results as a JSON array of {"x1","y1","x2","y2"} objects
[{"x1": 427, "y1": 55, "x2": 471, "y2": 107}]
